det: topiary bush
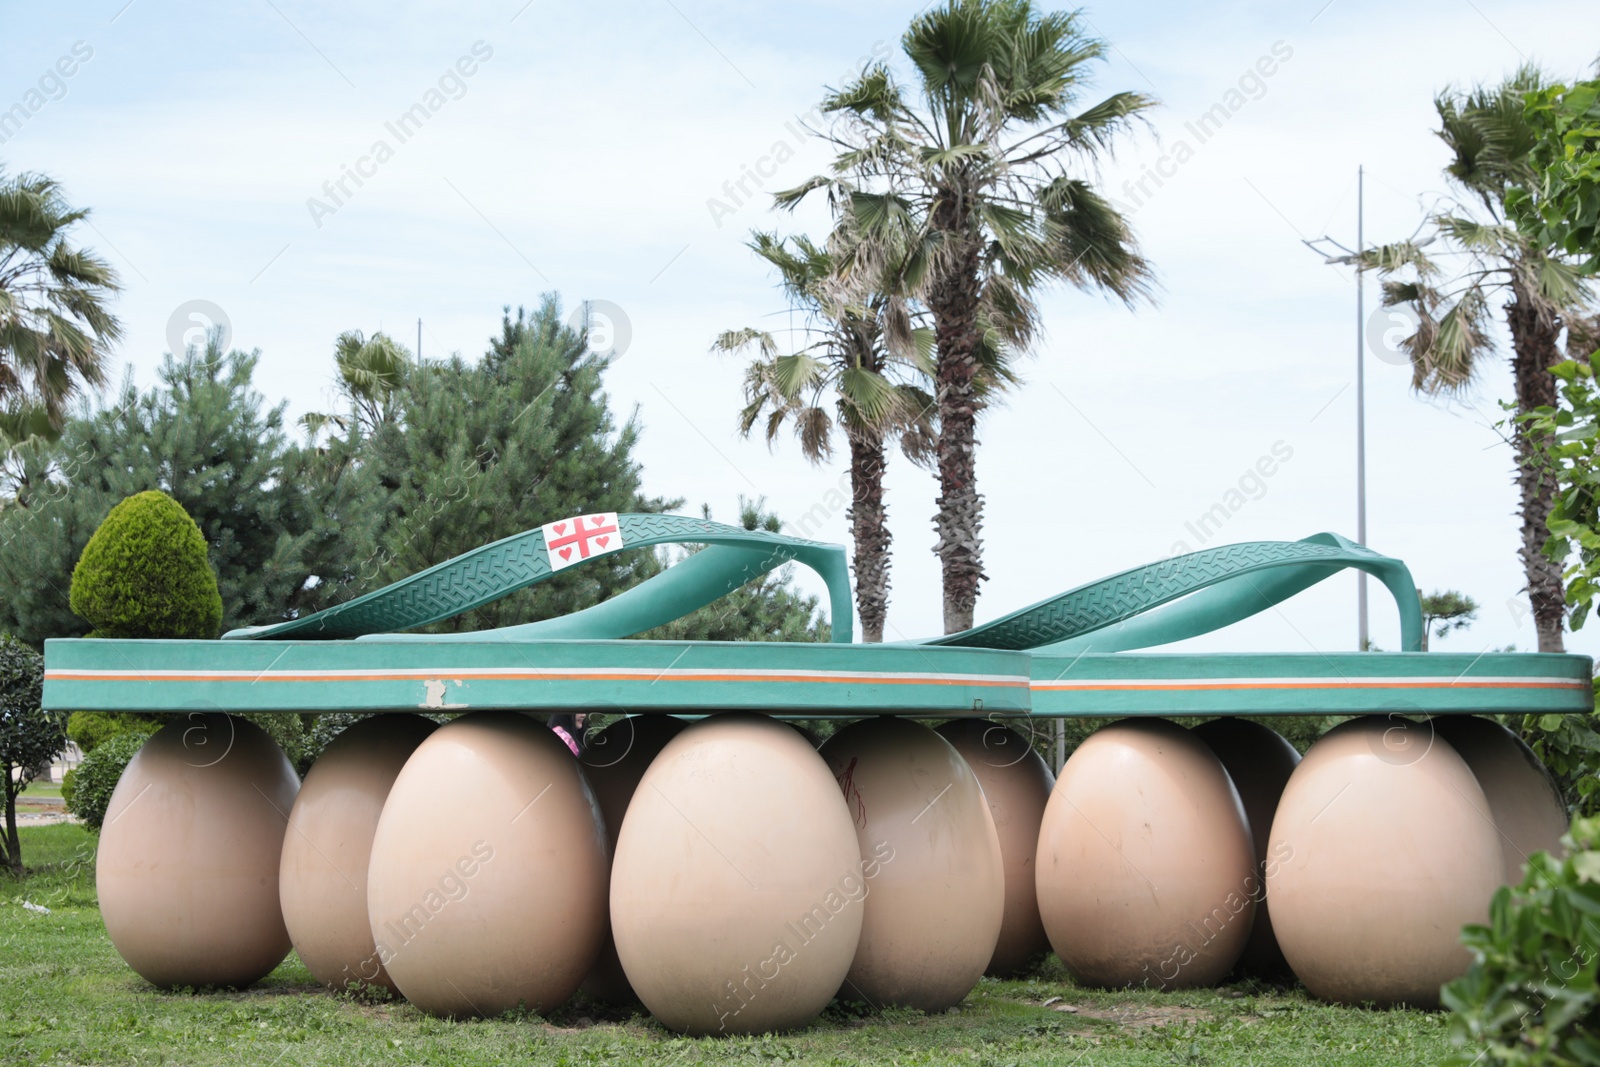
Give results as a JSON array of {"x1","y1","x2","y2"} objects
[
  {"x1": 69, "y1": 490, "x2": 223, "y2": 639},
  {"x1": 67, "y1": 730, "x2": 149, "y2": 832},
  {"x1": 1443, "y1": 816, "x2": 1600, "y2": 1064}
]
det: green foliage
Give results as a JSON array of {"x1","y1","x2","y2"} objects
[
  {"x1": 1443, "y1": 817, "x2": 1600, "y2": 1064},
  {"x1": 1527, "y1": 359, "x2": 1600, "y2": 630},
  {"x1": 64, "y1": 729, "x2": 146, "y2": 832},
  {"x1": 0, "y1": 632, "x2": 62, "y2": 871},
  {"x1": 64, "y1": 711, "x2": 160, "y2": 755},
  {"x1": 1515, "y1": 691, "x2": 1600, "y2": 817},
  {"x1": 1420, "y1": 589, "x2": 1480, "y2": 650},
  {"x1": 1512, "y1": 77, "x2": 1600, "y2": 268},
  {"x1": 68, "y1": 490, "x2": 222, "y2": 639}
]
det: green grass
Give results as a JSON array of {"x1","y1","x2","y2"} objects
[
  {"x1": 0, "y1": 825, "x2": 1455, "y2": 1066},
  {"x1": 15, "y1": 781, "x2": 63, "y2": 803}
]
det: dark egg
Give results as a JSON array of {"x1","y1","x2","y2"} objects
[
  {"x1": 279, "y1": 713, "x2": 436, "y2": 992},
  {"x1": 936, "y1": 718, "x2": 1054, "y2": 977},
  {"x1": 1191, "y1": 717, "x2": 1300, "y2": 978},
  {"x1": 820, "y1": 717, "x2": 1004, "y2": 1011}
]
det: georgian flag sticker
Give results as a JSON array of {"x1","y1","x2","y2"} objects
[{"x1": 541, "y1": 512, "x2": 624, "y2": 572}]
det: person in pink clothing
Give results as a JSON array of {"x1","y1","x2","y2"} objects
[{"x1": 546, "y1": 712, "x2": 586, "y2": 757}]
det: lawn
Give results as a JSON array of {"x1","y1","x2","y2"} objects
[
  {"x1": 15, "y1": 782, "x2": 63, "y2": 804},
  {"x1": 1, "y1": 825, "x2": 1456, "y2": 1066}
]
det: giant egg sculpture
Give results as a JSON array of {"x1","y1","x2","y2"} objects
[
  {"x1": 1432, "y1": 715, "x2": 1567, "y2": 885},
  {"x1": 97, "y1": 713, "x2": 299, "y2": 988},
  {"x1": 366, "y1": 711, "x2": 607, "y2": 1017},
  {"x1": 935, "y1": 719, "x2": 1054, "y2": 977},
  {"x1": 1267, "y1": 716, "x2": 1503, "y2": 1007},
  {"x1": 611, "y1": 714, "x2": 861, "y2": 1035},
  {"x1": 1191, "y1": 718, "x2": 1301, "y2": 978},
  {"x1": 279, "y1": 713, "x2": 436, "y2": 992},
  {"x1": 819, "y1": 717, "x2": 1004, "y2": 1011},
  {"x1": 578, "y1": 714, "x2": 687, "y2": 1003},
  {"x1": 1036, "y1": 718, "x2": 1255, "y2": 990}
]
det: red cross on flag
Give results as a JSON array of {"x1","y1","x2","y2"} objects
[{"x1": 541, "y1": 512, "x2": 624, "y2": 572}]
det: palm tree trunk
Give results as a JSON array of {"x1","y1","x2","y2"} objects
[
  {"x1": 1505, "y1": 279, "x2": 1567, "y2": 653},
  {"x1": 847, "y1": 427, "x2": 891, "y2": 643},
  {"x1": 928, "y1": 199, "x2": 987, "y2": 634}
]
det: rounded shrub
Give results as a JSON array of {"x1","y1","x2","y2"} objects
[
  {"x1": 69, "y1": 490, "x2": 223, "y2": 639},
  {"x1": 67, "y1": 730, "x2": 149, "y2": 832}
]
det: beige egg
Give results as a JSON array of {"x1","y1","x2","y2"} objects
[
  {"x1": 820, "y1": 717, "x2": 1004, "y2": 1011},
  {"x1": 1191, "y1": 718, "x2": 1301, "y2": 978},
  {"x1": 366, "y1": 711, "x2": 607, "y2": 1017},
  {"x1": 935, "y1": 719, "x2": 1055, "y2": 977},
  {"x1": 279, "y1": 713, "x2": 437, "y2": 992},
  {"x1": 1432, "y1": 715, "x2": 1567, "y2": 885},
  {"x1": 611, "y1": 714, "x2": 862, "y2": 1035},
  {"x1": 1267, "y1": 716, "x2": 1504, "y2": 1007},
  {"x1": 1036, "y1": 718, "x2": 1255, "y2": 990},
  {"x1": 97, "y1": 713, "x2": 299, "y2": 989},
  {"x1": 577, "y1": 715, "x2": 687, "y2": 1004}
]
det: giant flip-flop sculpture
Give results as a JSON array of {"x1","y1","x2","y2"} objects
[{"x1": 42, "y1": 513, "x2": 1596, "y2": 1030}]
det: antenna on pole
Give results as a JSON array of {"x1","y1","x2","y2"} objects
[{"x1": 1301, "y1": 165, "x2": 1372, "y2": 652}]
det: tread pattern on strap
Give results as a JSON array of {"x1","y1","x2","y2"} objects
[
  {"x1": 227, "y1": 514, "x2": 833, "y2": 641},
  {"x1": 931, "y1": 540, "x2": 1385, "y2": 651}
]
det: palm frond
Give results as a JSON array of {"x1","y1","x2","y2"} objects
[
  {"x1": 1417, "y1": 285, "x2": 1492, "y2": 394},
  {"x1": 711, "y1": 327, "x2": 779, "y2": 358}
]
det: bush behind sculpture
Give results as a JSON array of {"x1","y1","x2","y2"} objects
[
  {"x1": 67, "y1": 731, "x2": 149, "y2": 832},
  {"x1": 69, "y1": 491, "x2": 223, "y2": 640}
]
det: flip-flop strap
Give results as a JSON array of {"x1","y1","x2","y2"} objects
[
  {"x1": 223, "y1": 513, "x2": 854, "y2": 643},
  {"x1": 928, "y1": 533, "x2": 1423, "y2": 652}
]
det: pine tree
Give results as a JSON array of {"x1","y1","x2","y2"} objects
[{"x1": 347, "y1": 297, "x2": 676, "y2": 631}]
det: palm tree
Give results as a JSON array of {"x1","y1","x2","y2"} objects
[
  {"x1": 0, "y1": 168, "x2": 121, "y2": 432},
  {"x1": 1356, "y1": 68, "x2": 1593, "y2": 652},
  {"x1": 300, "y1": 329, "x2": 410, "y2": 439},
  {"x1": 780, "y1": 0, "x2": 1157, "y2": 633},
  {"x1": 714, "y1": 229, "x2": 937, "y2": 643}
]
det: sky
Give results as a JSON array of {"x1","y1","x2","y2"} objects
[{"x1": 2, "y1": 0, "x2": 1597, "y2": 659}]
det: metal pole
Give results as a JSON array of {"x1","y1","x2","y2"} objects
[
  {"x1": 1356, "y1": 165, "x2": 1369, "y2": 651},
  {"x1": 417, "y1": 318, "x2": 422, "y2": 364}
]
